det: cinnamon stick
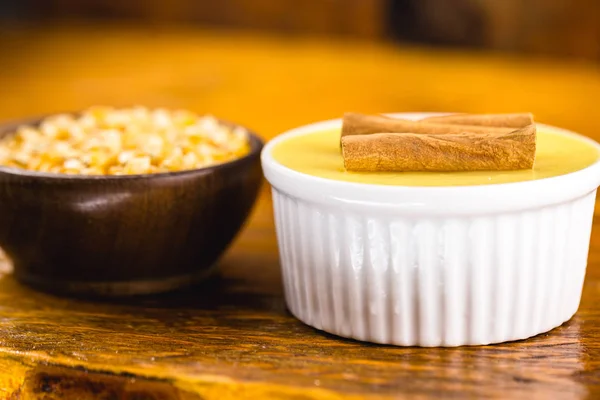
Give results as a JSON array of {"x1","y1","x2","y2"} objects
[
  {"x1": 341, "y1": 112, "x2": 514, "y2": 138},
  {"x1": 422, "y1": 113, "x2": 533, "y2": 128},
  {"x1": 341, "y1": 124, "x2": 536, "y2": 172}
]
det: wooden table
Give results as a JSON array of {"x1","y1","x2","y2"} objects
[{"x1": 1, "y1": 24, "x2": 600, "y2": 399}]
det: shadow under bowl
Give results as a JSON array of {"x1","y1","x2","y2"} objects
[{"x1": 0, "y1": 116, "x2": 264, "y2": 297}]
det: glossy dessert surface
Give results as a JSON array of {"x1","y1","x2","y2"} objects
[{"x1": 272, "y1": 127, "x2": 599, "y2": 186}]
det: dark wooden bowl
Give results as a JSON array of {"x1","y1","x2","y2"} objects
[{"x1": 0, "y1": 116, "x2": 263, "y2": 297}]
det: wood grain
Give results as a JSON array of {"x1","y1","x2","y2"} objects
[{"x1": 0, "y1": 24, "x2": 600, "y2": 399}]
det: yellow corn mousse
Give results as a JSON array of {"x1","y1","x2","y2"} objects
[{"x1": 271, "y1": 127, "x2": 599, "y2": 186}]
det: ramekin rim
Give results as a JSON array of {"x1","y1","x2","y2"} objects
[{"x1": 262, "y1": 112, "x2": 600, "y2": 192}]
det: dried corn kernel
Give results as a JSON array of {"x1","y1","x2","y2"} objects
[
  {"x1": 124, "y1": 156, "x2": 151, "y2": 175},
  {"x1": 0, "y1": 106, "x2": 251, "y2": 175}
]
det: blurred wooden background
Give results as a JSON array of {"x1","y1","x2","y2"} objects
[
  {"x1": 391, "y1": 0, "x2": 600, "y2": 59},
  {"x1": 0, "y1": 2, "x2": 599, "y2": 395},
  {"x1": 10, "y1": 0, "x2": 388, "y2": 39},
  {"x1": 7, "y1": 0, "x2": 598, "y2": 60}
]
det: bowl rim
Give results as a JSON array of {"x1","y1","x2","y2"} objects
[
  {"x1": 0, "y1": 113, "x2": 264, "y2": 180},
  {"x1": 261, "y1": 112, "x2": 600, "y2": 214}
]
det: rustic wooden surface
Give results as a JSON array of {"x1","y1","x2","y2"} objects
[{"x1": 1, "y1": 24, "x2": 600, "y2": 399}]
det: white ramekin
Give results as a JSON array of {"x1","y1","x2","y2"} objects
[{"x1": 261, "y1": 113, "x2": 600, "y2": 347}]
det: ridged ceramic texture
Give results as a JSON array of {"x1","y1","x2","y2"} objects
[{"x1": 272, "y1": 188, "x2": 596, "y2": 347}]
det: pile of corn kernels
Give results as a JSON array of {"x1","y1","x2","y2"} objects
[{"x1": 0, "y1": 106, "x2": 251, "y2": 175}]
